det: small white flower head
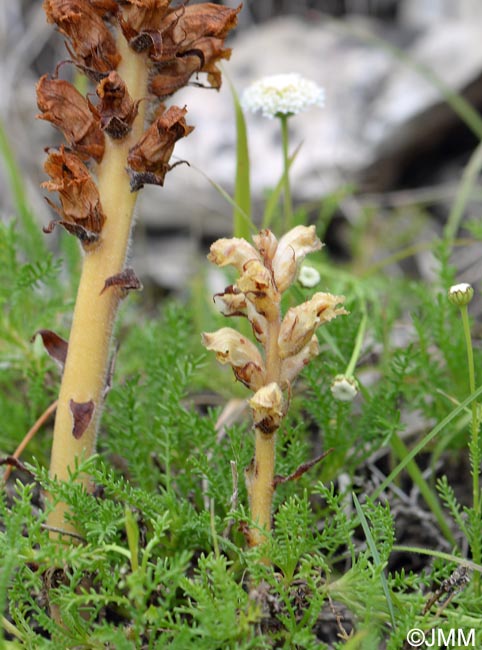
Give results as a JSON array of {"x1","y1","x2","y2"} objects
[
  {"x1": 331, "y1": 375, "x2": 359, "y2": 402},
  {"x1": 241, "y1": 73, "x2": 325, "y2": 119},
  {"x1": 298, "y1": 264, "x2": 320, "y2": 288},
  {"x1": 448, "y1": 283, "x2": 474, "y2": 307}
]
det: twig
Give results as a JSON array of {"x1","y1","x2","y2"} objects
[{"x1": 2, "y1": 399, "x2": 58, "y2": 483}]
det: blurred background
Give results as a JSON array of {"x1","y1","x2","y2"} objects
[{"x1": 2, "y1": 0, "x2": 482, "y2": 294}]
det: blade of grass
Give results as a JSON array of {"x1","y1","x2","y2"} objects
[
  {"x1": 393, "y1": 545, "x2": 482, "y2": 574},
  {"x1": 352, "y1": 492, "x2": 397, "y2": 629},
  {"x1": 0, "y1": 118, "x2": 46, "y2": 259},
  {"x1": 228, "y1": 78, "x2": 251, "y2": 239},
  {"x1": 372, "y1": 383, "x2": 482, "y2": 501}
]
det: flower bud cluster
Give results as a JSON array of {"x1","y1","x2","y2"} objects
[
  {"x1": 38, "y1": 0, "x2": 240, "y2": 247},
  {"x1": 202, "y1": 226, "x2": 347, "y2": 429}
]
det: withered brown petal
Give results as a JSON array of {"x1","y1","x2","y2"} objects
[
  {"x1": 127, "y1": 105, "x2": 194, "y2": 189},
  {"x1": 43, "y1": 216, "x2": 100, "y2": 245},
  {"x1": 42, "y1": 146, "x2": 106, "y2": 239},
  {"x1": 150, "y1": 38, "x2": 230, "y2": 98},
  {"x1": 33, "y1": 329, "x2": 68, "y2": 369},
  {"x1": 69, "y1": 398, "x2": 95, "y2": 439},
  {"x1": 100, "y1": 267, "x2": 143, "y2": 295},
  {"x1": 95, "y1": 71, "x2": 139, "y2": 139},
  {"x1": 43, "y1": 0, "x2": 120, "y2": 75},
  {"x1": 37, "y1": 75, "x2": 104, "y2": 162},
  {"x1": 150, "y1": 4, "x2": 241, "y2": 63}
]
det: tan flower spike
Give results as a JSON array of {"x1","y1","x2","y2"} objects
[{"x1": 202, "y1": 226, "x2": 347, "y2": 550}]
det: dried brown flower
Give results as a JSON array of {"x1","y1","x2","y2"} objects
[
  {"x1": 127, "y1": 105, "x2": 194, "y2": 190},
  {"x1": 150, "y1": 37, "x2": 231, "y2": 98},
  {"x1": 42, "y1": 146, "x2": 106, "y2": 243},
  {"x1": 118, "y1": 0, "x2": 170, "y2": 52},
  {"x1": 43, "y1": 0, "x2": 120, "y2": 75},
  {"x1": 93, "y1": 71, "x2": 140, "y2": 139},
  {"x1": 37, "y1": 75, "x2": 105, "y2": 162}
]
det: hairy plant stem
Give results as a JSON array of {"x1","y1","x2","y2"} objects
[
  {"x1": 47, "y1": 35, "x2": 149, "y2": 538},
  {"x1": 248, "y1": 305, "x2": 281, "y2": 550}
]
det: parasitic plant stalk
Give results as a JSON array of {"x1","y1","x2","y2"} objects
[
  {"x1": 37, "y1": 0, "x2": 239, "y2": 538},
  {"x1": 202, "y1": 226, "x2": 347, "y2": 550}
]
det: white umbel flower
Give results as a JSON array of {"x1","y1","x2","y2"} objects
[{"x1": 242, "y1": 73, "x2": 325, "y2": 119}]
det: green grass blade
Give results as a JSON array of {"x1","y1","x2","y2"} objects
[
  {"x1": 228, "y1": 79, "x2": 252, "y2": 239},
  {"x1": 0, "y1": 118, "x2": 46, "y2": 259},
  {"x1": 372, "y1": 383, "x2": 482, "y2": 500}
]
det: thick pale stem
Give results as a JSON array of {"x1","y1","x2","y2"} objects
[
  {"x1": 47, "y1": 35, "x2": 149, "y2": 537},
  {"x1": 248, "y1": 309, "x2": 281, "y2": 549}
]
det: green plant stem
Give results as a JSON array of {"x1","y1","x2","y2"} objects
[
  {"x1": 390, "y1": 433, "x2": 456, "y2": 547},
  {"x1": 345, "y1": 300, "x2": 367, "y2": 378},
  {"x1": 47, "y1": 36, "x2": 149, "y2": 539},
  {"x1": 460, "y1": 304, "x2": 481, "y2": 584},
  {"x1": 279, "y1": 114, "x2": 292, "y2": 232}
]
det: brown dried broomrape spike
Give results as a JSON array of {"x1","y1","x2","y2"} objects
[
  {"x1": 43, "y1": 0, "x2": 120, "y2": 75},
  {"x1": 36, "y1": 75, "x2": 105, "y2": 162},
  {"x1": 127, "y1": 105, "x2": 194, "y2": 190},
  {"x1": 42, "y1": 146, "x2": 106, "y2": 244}
]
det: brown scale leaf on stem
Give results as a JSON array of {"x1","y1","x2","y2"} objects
[
  {"x1": 92, "y1": 71, "x2": 140, "y2": 139},
  {"x1": 32, "y1": 330, "x2": 69, "y2": 370},
  {"x1": 100, "y1": 267, "x2": 143, "y2": 295},
  {"x1": 42, "y1": 146, "x2": 106, "y2": 245},
  {"x1": 43, "y1": 0, "x2": 120, "y2": 75},
  {"x1": 36, "y1": 75, "x2": 105, "y2": 163},
  {"x1": 127, "y1": 105, "x2": 194, "y2": 190},
  {"x1": 69, "y1": 399, "x2": 95, "y2": 440}
]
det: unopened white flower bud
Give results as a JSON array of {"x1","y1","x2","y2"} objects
[
  {"x1": 298, "y1": 264, "x2": 320, "y2": 288},
  {"x1": 331, "y1": 375, "x2": 358, "y2": 402},
  {"x1": 448, "y1": 283, "x2": 474, "y2": 307}
]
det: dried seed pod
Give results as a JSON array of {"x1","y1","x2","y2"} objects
[
  {"x1": 127, "y1": 105, "x2": 194, "y2": 190},
  {"x1": 42, "y1": 146, "x2": 106, "y2": 243},
  {"x1": 43, "y1": 0, "x2": 120, "y2": 75},
  {"x1": 94, "y1": 71, "x2": 140, "y2": 139},
  {"x1": 37, "y1": 75, "x2": 104, "y2": 162}
]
